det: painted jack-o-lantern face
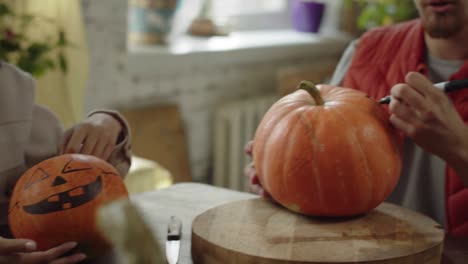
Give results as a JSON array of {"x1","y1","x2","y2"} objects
[{"x1": 8, "y1": 154, "x2": 129, "y2": 256}]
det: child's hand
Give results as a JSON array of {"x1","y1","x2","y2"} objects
[
  {"x1": 0, "y1": 237, "x2": 86, "y2": 264},
  {"x1": 59, "y1": 113, "x2": 122, "y2": 160}
]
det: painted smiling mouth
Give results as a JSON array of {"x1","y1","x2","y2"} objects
[{"x1": 23, "y1": 176, "x2": 102, "y2": 215}]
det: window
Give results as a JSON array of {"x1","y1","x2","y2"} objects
[
  {"x1": 210, "y1": 0, "x2": 290, "y2": 31},
  {"x1": 170, "y1": 0, "x2": 341, "y2": 40},
  {"x1": 211, "y1": 0, "x2": 287, "y2": 16},
  {"x1": 130, "y1": 0, "x2": 347, "y2": 57},
  {"x1": 170, "y1": 0, "x2": 291, "y2": 37}
]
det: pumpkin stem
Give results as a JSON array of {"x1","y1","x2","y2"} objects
[{"x1": 297, "y1": 80, "x2": 324, "y2": 105}]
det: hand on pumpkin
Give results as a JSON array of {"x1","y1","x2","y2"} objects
[
  {"x1": 0, "y1": 238, "x2": 86, "y2": 264},
  {"x1": 59, "y1": 113, "x2": 122, "y2": 161},
  {"x1": 389, "y1": 72, "x2": 468, "y2": 182},
  {"x1": 244, "y1": 141, "x2": 271, "y2": 199}
]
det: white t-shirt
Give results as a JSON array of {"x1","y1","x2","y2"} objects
[{"x1": 329, "y1": 40, "x2": 464, "y2": 226}]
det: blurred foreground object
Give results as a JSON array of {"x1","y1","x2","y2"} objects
[{"x1": 98, "y1": 198, "x2": 165, "y2": 264}]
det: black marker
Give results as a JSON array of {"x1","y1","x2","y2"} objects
[{"x1": 379, "y1": 79, "x2": 468, "y2": 104}]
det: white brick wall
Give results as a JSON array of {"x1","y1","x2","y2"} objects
[{"x1": 81, "y1": 0, "x2": 349, "y2": 182}]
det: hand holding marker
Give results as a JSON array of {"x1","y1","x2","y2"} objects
[{"x1": 379, "y1": 79, "x2": 468, "y2": 104}]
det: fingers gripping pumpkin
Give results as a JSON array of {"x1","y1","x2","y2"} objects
[
  {"x1": 8, "y1": 154, "x2": 129, "y2": 256},
  {"x1": 253, "y1": 81, "x2": 402, "y2": 217}
]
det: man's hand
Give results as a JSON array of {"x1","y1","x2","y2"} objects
[
  {"x1": 59, "y1": 113, "x2": 122, "y2": 160},
  {"x1": 389, "y1": 72, "x2": 468, "y2": 184},
  {"x1": 0, "y1": 237, "x2": 86, "y2": 264},
  {"x1": 244, "y1": 141, "x2": 271, "y2": 198}
]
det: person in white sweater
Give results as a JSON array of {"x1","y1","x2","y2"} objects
[{"x1": 0, "y1": 61, "x2": 132, "y2": 263}]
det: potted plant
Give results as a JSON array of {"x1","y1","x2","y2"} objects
[
  {"x1": 340, "y1": 0, "x2": 418, "y2": 35},
  {"x1": 0, "y1": 2, "x2": 69, "y2": 77}
]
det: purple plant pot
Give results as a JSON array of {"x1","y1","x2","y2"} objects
[{"x1": 291, "y1": 0, "x2": 326, "y2": 33}]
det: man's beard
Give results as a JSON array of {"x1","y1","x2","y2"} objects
[{"x1": 421, "y1": 12, "x2": 464, "y2": 38}]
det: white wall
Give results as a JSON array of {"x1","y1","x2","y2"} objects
[{"x1": 80, "y1": 0, "x2": 349, "y2": 182}]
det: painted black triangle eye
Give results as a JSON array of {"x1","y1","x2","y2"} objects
[
  {"x1": 61, "y1": 159, "x2": 92, "y2": 174},
  {"x1": 52, "y1": 176, "x2": 68, "y2": 187}
]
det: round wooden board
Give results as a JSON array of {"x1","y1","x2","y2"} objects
[{"x1": 191, "y1": 198, "x2": 444, "y2": 264}]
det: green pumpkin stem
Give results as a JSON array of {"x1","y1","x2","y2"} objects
[{"x1": 297, "y1": 80, "x2": 324, "y2": 106}]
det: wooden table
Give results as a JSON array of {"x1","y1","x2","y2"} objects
[{"x1": 129, "y1": 183, "x2": 467, "y2": 264}]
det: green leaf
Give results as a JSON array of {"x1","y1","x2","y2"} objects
[
  {"x1": 17, "y1": 54, "x2": 35, "y2": 75},
  {"x1": 0, "y1": 49, "x2": 7, "y2": 60},
  {"x1": 357, "y1": 0, "x2": 418, "y2": 30},
  {"x1": 343, "y1": 0, "x2": 354, "y2": 8},
  {"x1": 57, "y1": 30, "x2": 67, "y2": 47},
  {"x1": 58, "y1": 52, "x2": 67, "y2": 73},
  {"x1": 0, "y1": 39, "x2": 21, "y2": 52},
  {"x1": 44, "y1": 58, "x2": 55, "y2": 70},
  {"x1": 0, "y1": 3, "x2": 12, "y2": 16},
  {"x1": 27, "y1": 43, "x2": 51, "y2": 61}
]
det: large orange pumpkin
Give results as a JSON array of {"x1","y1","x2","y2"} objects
[
  {"x1": 8, "y1": 154, "x2": 128, "y2": 256},
  {"x1": 253, "y1": 81, "x2": 402, "y2": 217}
]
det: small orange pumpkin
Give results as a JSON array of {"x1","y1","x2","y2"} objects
[
  {"x1": 253, "y1": 81, "x2": 402, "y2": 217},
  {"x1": 8, "y1": 154, "x2": 128, "y2": 255}
]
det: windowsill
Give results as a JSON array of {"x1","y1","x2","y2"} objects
[
  {"x1": 126, "y1": 29, "x2": 353, "y2": 75},
  {"x1": 129, "y1": 29, "x2": 351, "y2": 55}
]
